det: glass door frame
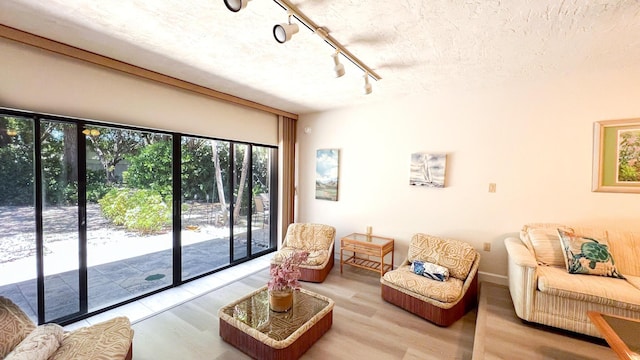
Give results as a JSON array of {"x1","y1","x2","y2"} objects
[{"x1": 1, "y1": 108, "x2": 278, "y2": 325}]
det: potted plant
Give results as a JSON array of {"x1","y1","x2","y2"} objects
[{"x1": 268, "y1": 250, "x2": 309, "y2": 312}]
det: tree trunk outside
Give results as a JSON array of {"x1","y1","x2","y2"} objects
[
  {"x1": 63, "y1": 125, "x2": 78, "y2": 184},
  {"x1": 233, "y1": 146, "x2": 250, "y2": 224},
  {"x1": 211, "y1": 140, "x2": 227, "y2": 209}
]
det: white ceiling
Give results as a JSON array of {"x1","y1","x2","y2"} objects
[{"x1": 1, "y1": 0, "x2": 639, "y2": 115}]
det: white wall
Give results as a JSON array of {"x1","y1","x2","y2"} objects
[
  {"x1": 0, "y1": 38, "x2": 278, "y2": 145},
  {"x1": 296, "y1": 67, "x2": 640, "y2": 282}
]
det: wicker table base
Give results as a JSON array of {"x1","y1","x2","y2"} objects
[{"x1": 218, "y1": 286, "x2": 334, "y2": 360}]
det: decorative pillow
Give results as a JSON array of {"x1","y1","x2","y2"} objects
[
  {"x1": 4, "y1": 323, "x2": 64, "y2": 360},
  {"x1": 410, "y1": 260, "x2": 449, "y2": 281},
  {"x1": 520, "y1": 223, "x2": 573, "y2": 266},
  {"x1": 557, "y1": 229, "x2": 625, "y2": 279}
]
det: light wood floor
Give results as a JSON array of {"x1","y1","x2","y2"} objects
[
  {"x1": 131, "y1": 266, "x2": 616, "y2": 360},
  {"x1": 473, "y1": 282, "x2": 615, "y2": 360},
  {"x1": 131, "y1": 266, "x2": 475, "y2": 359}
]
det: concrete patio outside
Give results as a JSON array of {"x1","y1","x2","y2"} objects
[{"x1": 0, "y1": 204, "x2": 272, "y2": 323}]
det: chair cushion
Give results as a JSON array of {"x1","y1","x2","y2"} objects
[
  {"x1": 273, "y1": 247, "x2": 329, "y2": 266},
  {"x1": 537, "y1": 266, "x2": 640, "y2": 310},
  {"x1": 408, "y1": 233, "x2": 476, "y2": 280},
  {"x1": 4, "y1": 323, "x2": 64, "y2": 360},
  {"x1": 0, "y1": 297, "x2": 36, "y2": 358},
  {"x1": 383, "y1": 265, "x2": 463, "y2": 303},
  {"x1": 626, "y1": 275, "x2": 640, "y2": 291},
  {"x1": 283, "y1": 223, "x2": 335, "y2": 251},
  {"x1": 49, "y1": 317, "x2": 133, "y2": 360}
]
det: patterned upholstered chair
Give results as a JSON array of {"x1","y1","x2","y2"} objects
[
  {"x1": 0, "y1": 296, "x2": 133, "y2": 360},
  {"x1": 271, "y1": 223, "x2": 336, "y2": 283},
  {"x1": 380, "y1": 233, "x2": 480, "y2": 326}
]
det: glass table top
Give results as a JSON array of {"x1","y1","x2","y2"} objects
[
  {"x1": 602, "y1": 314, "x2": 640, "y2": 354},
  {"x1": 343, "y1": 233, "x2": 393, "y2": 245},
  {"x1": 221, "y1": 286, "x2": 332, "y2": 341}
]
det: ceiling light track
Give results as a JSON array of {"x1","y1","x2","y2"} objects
[
  {"x1": 272, "y1": 0, "x2": 381, "y2": 82},
  {"x1": 224, "y1": 0, "x2": 380, "y2": 84}
]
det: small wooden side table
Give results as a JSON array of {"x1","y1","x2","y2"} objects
[
  {"x1": 340, "y1": 233, "x2": 394, "y2": 276},
  {"x1": 587, "y1": 311, "x2": 640, "y2": 360}
]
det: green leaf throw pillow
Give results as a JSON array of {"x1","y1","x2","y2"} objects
[{"x1": 557, "y1": 229, "x2": 625, "y2": 279}]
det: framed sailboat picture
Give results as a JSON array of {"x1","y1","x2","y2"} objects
[{"x1": 410, "y1": 153, "x2": 447, "y2": 188}]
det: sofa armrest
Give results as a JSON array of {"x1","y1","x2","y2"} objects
[
  {"x1": 504, "y1": 237, "x2": 538, "y2": 321},
  {"x1": 505, "y1": 237, "x2": 537, "y2": 268}
]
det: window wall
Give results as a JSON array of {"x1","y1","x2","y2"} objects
[{"x1": 0, "y1": 109, "x2": 277, "y2": 324}]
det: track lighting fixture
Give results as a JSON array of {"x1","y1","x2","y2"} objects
[
  {"x1": 332, "y1": 51, "x2": 345, "y2": 78},
  {"x1": 225, "y1": 0, "x2": 381, "y2": 93},
  {"x1": 363, "y1": 73, "x2": 372, "y2": 95},
  {"x1": 273, "y1": 15, "x2": 299, "y2": 43},
  {"x1": 223, "y1": 0, "x2": 251, "y2": 12}
]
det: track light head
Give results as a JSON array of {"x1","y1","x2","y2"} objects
[
  {"x1": 364, "y1": 73, "x2": 373, "y2": 95},
  {"x1": 332, "y1": 52, "x2": 345, "y2": 78},
  {"x1": 223, "y1": 0, "x2": 250, "y2": 12},
  {"x1": 274, "y1": 16, "x2": 299, "y2": 43},
  {"x1": 273, "y1": 23, "x2": 299, "y2": 43}
]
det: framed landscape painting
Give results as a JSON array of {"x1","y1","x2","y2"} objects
[
  {"x1": 316, "y1": 149, "x2": 339, "y2": 201},
  {"x1": 592, "y1": 118, "x2": 640, "y2": 193},
  {"x1": 410, "y1": 153, "x2": 447, "y2": 188}
]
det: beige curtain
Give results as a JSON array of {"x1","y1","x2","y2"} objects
[{"x1": 278, "y1": 115, "x2": 296, "y2": 246}]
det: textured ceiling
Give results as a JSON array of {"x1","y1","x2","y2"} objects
[{"x1": 1, "y1": 0, "x2": 639, "y2": 115}]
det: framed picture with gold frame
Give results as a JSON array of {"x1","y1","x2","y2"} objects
[{"x1": 592, "y1": 118, "x2": 640, "y2": 193}]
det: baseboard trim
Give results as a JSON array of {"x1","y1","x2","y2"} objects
[{"x1": 478, "y1": 271, "x2": 508, "y2": 286}]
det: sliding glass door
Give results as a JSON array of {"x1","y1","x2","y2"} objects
[
  {"x1": 85, "y1": 126, "x2": 173, "y2": 311},
  {"x1": 232, "y1": 143, "x2": 250, "y2": 261},
  {"x1": 181, "y1": 137, "x2": 231, "y2": 279},
  {"x1": 251, "y1": 145, "x2": 272, "y2": 254},
  {"x1": 40, "y1": 120, "x2": 81, "y2": 322},
  {"x1": 0, "y1": 108, "x2": 277, "y2": 324},
  {"x1": 0, "y1": 114, "x2": 37, "y2": 320}
]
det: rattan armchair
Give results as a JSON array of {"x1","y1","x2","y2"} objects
[
  {"x1": 380, "y1": 233, "x2": 480, "y2": 326},
  {"x1": 271, "y1": 223, "x2": 336, "y2": 283}
]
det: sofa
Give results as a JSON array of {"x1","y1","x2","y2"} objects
[
  {"x1": 0, "y1": 296, "x2": 134, "y2": 360},
  {"x1": 271, "y1": 223, "x2": 336, "y2": 283},
  {"x1": 505, "y1": 223, "x2": 640, "y2": 338},
  {"x1": 380, "y1": 233, "x2": 480, "y2": 326}
]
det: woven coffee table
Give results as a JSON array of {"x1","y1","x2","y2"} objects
[{"x1": 218, "y1": 285, "x2": 334, "y2": 360}]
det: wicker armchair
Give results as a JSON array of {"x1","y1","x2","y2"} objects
[
  {"x1": 271, "y1": 223, "x2": 336, "y2": 283},
  {"x1": 380, "y1": 233, "x2": 480, "y2": 326}
]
